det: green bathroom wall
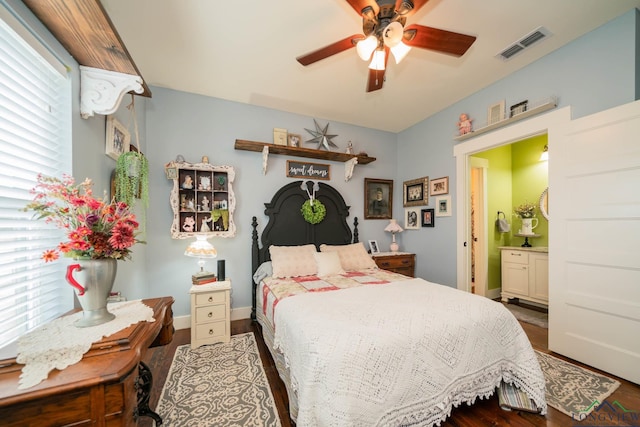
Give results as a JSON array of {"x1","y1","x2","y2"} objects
[
  {"x1": 511, "y1": 136, "x2": 549, "y2": 248},
  {"x1": 472, "y1": 134, "x2": 548, "y2": 291}
]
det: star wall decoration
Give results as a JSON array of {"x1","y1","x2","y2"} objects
[{"x1": 305, "y1": 119, "x2": 338, "y2": 151}]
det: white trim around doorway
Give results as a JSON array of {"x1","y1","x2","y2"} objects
[{"x1": 453, "y1": 106, "x2": 571, "y2": 292}]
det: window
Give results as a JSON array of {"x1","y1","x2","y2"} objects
[{"x1": 0, "y1": 5, "x2": 72, "y2": 355}]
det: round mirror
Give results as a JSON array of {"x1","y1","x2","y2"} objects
[{"x1": 539, "y1": 187, "x2": 549, "y2": 220}]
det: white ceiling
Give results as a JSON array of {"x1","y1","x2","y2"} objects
[{"x1": 102, "y1": 0, "x2": 640, "y2": 133}]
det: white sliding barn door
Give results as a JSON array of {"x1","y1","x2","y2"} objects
[{"x1": 549, "y1": 100, "x2": 640, "y2": 384}]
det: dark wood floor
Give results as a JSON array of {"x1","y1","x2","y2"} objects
[{"x1": 141, "y1": 319, "x2": 640, "y2": 427}]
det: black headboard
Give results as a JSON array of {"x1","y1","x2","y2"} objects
[{"x1": 251, "y1": 181, "x2": 358, "y2": 319}]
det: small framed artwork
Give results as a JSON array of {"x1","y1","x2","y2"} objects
[
  {"x1": 368, "y1": 240, "x2": 380, "y2": 254},
  {"x1": 288, "y1": 133, "x2": 301, "y2": 147},
  {"x1": 364, "y1": 178, "x2": 393, "y2": 220},
  {"x1": 430, "y1": 176, "x2": 449, "y2": 196},
  {"x1": 105, "y1": 116, "x2": 130, "y2": 160},
  {"x1": 421, "y1": 208, "x2": 435, "y2": 227},
  {"x1": 273, "y1": 128, "x2": 288, "y2": 146},
  {"x1": 510, "y1": 100, "x2": 528, "y2": 118},
  {"x1": 404, "y1": 208, "x2": 420, "y2": 230},
  {"x1": 487, "y1": 100, "x2": 505, "y2": 125},
  {"x1": 403, "y1": 176, "x2": 429, "y2": 207},
  {"x1": 435, "y1": 195, "x2": 452, "y2": 217}
]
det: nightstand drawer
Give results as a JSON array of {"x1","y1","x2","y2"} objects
[
  {"x1": 195, "y1": 304, "x2": 226, "y2": 323},
  {"x1": 194, "y1": 320, "x2": 227, "y2": 341},
  {"x1": 195, "y1": 291, "x2": 226, "y2": 306},
  {"x1": 373, "y1": 253, "x2": 416, "y2": 277}
]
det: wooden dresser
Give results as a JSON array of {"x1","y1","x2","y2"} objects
[
  {"x1": 0, "y1": 297, "x2": 174, "y2": 427},
  {"x1": 372, "y1": 252, "x2": 416, "y2": 277}
]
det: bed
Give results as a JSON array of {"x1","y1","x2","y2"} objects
[{"x1": 251, "y1": 181, "x2": 546, "y2": 426}]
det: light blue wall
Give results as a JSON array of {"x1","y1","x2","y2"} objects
[
  {"x1": 143, "y1": 89, "x2": 397, "y2": 317},
  {"x1": 397, "y1": 8, "x2": 638, "y2": 286}
]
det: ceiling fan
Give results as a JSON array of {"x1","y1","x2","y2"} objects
[{"x1": 296, "y1": 0, "x2": 477, "y2": 92}]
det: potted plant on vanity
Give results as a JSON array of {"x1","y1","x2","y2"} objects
[{"x1": 514, "y1": 201, "x2": 538, "y2": 236}]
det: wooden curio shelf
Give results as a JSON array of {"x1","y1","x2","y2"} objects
[{"x1": 235, "y1": 139, "x2": 376, "y2": 164}]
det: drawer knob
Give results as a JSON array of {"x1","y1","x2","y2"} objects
[
  {"x1": 208, "y1": 312, "x2": 213, "y2": 318},
  {"x1": 208, "y1": 296, "x2": 213, "y2": 302},
  {"x1": 209, "y1": 329, "x2": 214, "y2": 335}
]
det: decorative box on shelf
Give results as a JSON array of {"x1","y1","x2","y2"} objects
[{"x1": 168, "y1": 161, "x2": 236, "y2": 239}]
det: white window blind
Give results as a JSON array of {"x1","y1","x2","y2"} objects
[{"x1": 0, "y1": 7, "x2": 72, "y2": 354}]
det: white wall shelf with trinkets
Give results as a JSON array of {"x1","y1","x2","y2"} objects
[{"x1": 167, "y1": 161, "x2": 236, "y2": 239}]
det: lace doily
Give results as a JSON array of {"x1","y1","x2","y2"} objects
[{"x1": 16, "y1": 300, "x2": 155, "y2": 389}]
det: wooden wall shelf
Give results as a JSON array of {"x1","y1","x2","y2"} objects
[
  {"x1": 235, "y1": 139, "x2": 376, "y2": 164},
  {"x1": 454, "y1": 97, "x2": 558, "y2": 142}
]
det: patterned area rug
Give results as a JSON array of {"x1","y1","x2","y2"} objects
[
  {"x1": 157, "y1": 333, "x2": 282, "y2": 427},
  {"x1": 504, "y1": 303, "x2": 548, "y2": 328},
  {"x1": 536, "y1": 351, "x2": 621, "y2": 417}
]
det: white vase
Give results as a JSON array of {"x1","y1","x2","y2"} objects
[
  {"x1": 519, "y1": 217, "x2": 538, "y2": 235},
  {"x1": 66, "y1": 259, "x2": 117, "y2": 327}
]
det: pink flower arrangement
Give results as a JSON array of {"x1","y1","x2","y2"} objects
[{"x1": 23, "y1": 174, "x2": 143, "y2": 262}]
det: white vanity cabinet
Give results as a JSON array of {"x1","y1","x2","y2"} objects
[{"x1": 500, "y1": 247, "x2": 548, "y2": 305}]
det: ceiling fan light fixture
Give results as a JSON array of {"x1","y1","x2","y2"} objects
[
  {"x1": 390, "y1": 42, "x2": 411, "y2": 64},
  {"x1": 383, "y1": 21, "x2": 404, "y2": 48},
  {"x1": 368, "y1": 49, "x2": 386, "y2": 70},
  {"x1": 356, "y1": 35, "x2": 378, "y2": 61}
]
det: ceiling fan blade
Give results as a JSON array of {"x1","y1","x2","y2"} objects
[
  {"x1": 296, "y1": 34, "x2": 364, "y2": 66},
  {"x1": 346, "y1": 0, "x2": 378, "y2": 16},
  {"x1": 403, "y1": 24, "x2": 476, "y2": 56},
  {"x1": 366, "y1": 68, "x2": 386, "y2": 92}
]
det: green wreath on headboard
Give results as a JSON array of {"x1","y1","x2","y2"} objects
[{"x1": 301, "y1": 199, "x2": 326, "y2": 224}]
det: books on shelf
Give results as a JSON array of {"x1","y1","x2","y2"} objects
[{"x1": 192, "y1": 272, "x2": 217, "y2": 285}]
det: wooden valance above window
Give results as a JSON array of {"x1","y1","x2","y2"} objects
[{"x1": 22, "y1": 0, "x2": 151, "y2": 98}]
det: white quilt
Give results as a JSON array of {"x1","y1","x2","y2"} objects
[{"x1": 273, "y1": 278, "x2": 547, "y2": 426}]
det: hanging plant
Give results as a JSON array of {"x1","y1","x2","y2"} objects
[
  {"x1": 301, "y1": 199, "x2": 326, "y2": 224},
  {"x1": 115, "y1": 151, "x2": 149, "y2": 210}
]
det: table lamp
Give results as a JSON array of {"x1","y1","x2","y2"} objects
[
  {"x1": 384, "y1": 219, "x2": 404, "y2": 252},
  {"x1": 184, "y1": 235, "x2": 217, "y2": 277}
]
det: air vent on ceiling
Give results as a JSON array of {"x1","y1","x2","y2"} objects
[{"x1": 496, "y1": 26, "x2": 552, "y2": 60}]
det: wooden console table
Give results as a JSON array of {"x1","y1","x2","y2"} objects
[{"x1": 0, "y1": 297, "x2": 174, "y2": 427}]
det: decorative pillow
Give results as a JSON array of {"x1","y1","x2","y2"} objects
[
  {"x1": 269, "y1": 244, "x2": 318, "y2": 278},
  {"x1": 253, "y1": 261, "x2": 273, "y2": 284},
  {"x1": 313, "y1": 251, "x2": 345, "y2": 277},
  {"x1": 319, "y1": 242, "x2": 377, "y2": 271}
]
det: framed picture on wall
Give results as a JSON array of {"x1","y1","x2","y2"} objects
[
  {"x1": 435, "y1": 195, "x2": 452, "y2": 217},
  {"x1": 105, "y1": 116, "x2": 130, "y2": 160},
  {"x1": 430, "y1": 177, "x2": 449, "y2": 196},
  {"x1": 404, "y1": 208, "x2": 420, "y2": 230},
  {"x1": 421, "y1": 208, "x2": 435, "y2": 227},
  {"x1": 403, "y1": 176, "x2": 429, "y2": 207},
  {"x1": 364, "y1": 178, "x2": 393, "y2": 219}
]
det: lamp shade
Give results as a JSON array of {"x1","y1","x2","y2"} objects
[
  {"x1": 384, "y1": 219, "x2": 403, "y2": 252},
  {"x1": 184, "y1": 235, "x2": 217, "y2": 258},
  {"x1": 185, "y1": 235, "x2": 217, "y2": 274},
  {"x1": 539, "y1": 145, "x2": 549, "y2": 161},
  {"x1": 368, "y1": 49, "x2": 386, "y2": 70},
  {"x1": 356, "y1": 35, "x2": 378, "y2": 61},
  {"x1": 384, "y1": 219, "x2": 404, "y2": 234},
  {"x1": 390, "y1": 42, "x2": 411, "y2": 64}
]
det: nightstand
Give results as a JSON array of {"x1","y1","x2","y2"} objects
[
  {"x1": 189, "y1": 280, "x2": 231, "y2": 349},
  {"x1": 372, "y1": 252, "x2": 416, "y2": 277}
]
